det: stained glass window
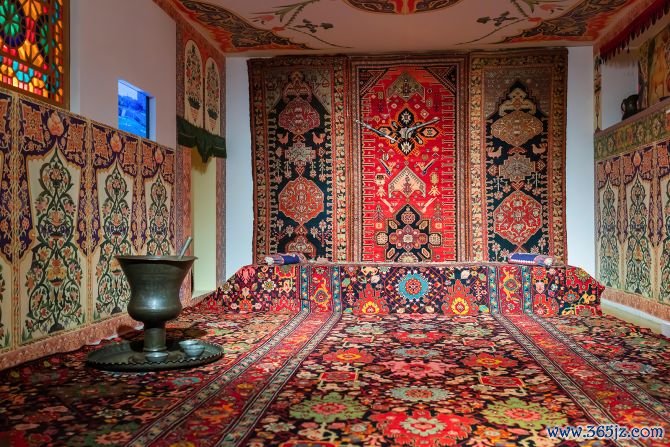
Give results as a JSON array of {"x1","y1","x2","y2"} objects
[{"x1": 0, "y1": 0, "x2": 67, "y2": 105}]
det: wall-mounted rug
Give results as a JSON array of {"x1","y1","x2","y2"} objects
[
  {"x1": 595, "y1": 103, "x2": 670, "y2": 321},
  {"x1": 350, "y1": 55, "x2": 468, "y2": 262},
  {"x1": 469, "y1": 49, "x2": 567, "y2": 262},
  {"x1": 250, "y1": 57, "x2": 349, "y2": 262}
]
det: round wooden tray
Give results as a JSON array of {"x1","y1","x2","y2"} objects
[{"x1": 86, "y1": 340, "x2": 224, "y2": 372}]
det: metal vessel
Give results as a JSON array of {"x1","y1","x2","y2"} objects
[
  {"x1": 86, "y1": 255, "x2": 224, "y2": 371},
  {"x1": 118, "y1": 255, "x2": 196, "y2": 352}
]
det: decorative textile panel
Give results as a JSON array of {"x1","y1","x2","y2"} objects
[
  {"x1": 595, "y1": 102, "x2": 670, "y2": 320},
  {"x1": 250, "y1": 57, "x2": 348, "y2": 262},
  {"x1": 215, "y1": 263, "x2": 603, "y2": 318},
  {"x1": 0, "y1": 88, "x2": 177, "y2": 369},
  {"x1": 351, "y1": 56, "x2": 467, "y2": 262},
  {"x1": 639, "y1": 23, "x2": 670, "y2": 109},
  {"x1": 18, "y1": 97, "x2": 89, "y2": 341},
  {"x1": 469, "y1": 50, "x2": 567, "y2": 262},
  {"x1": 169, "y1": 7, "x2": 226, "y2": 138},
  {"x1": 0, "y1": 91, "x2": 13, "y2": 348},
  {"x1": 204, "y1": 58, "x2": 222, "y2": 135},
  {"x1": 184, "y1": 40, "x2": 204, "y2": 128},
  {"x1": 90, "y1": 125, "x2": 175, "y2": 321},
  {"x1": 168, "y1": 10, "x2": 227, "y2": 289}
]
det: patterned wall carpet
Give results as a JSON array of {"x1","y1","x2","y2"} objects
[
  {"x1": 351, "y1": 56, "x2": 467, "y2": 263},
  {"x1": 250, "y1": 50, "x2": 568, "y2": 264},
  {"x1": 250, "y1": 57, "x2": 349, "y2": 262},
  {"x1": 1, "y1": 264, "x2": 668, "y2": 446},
  {"x1": 469, "y1": 51, "x2": 567, "y2": 262},
  {"x1": 0, "y1": 88, "x2": 177, "y2": 369},
  {"x1": 595, "y1": 100, "x2": 670, "y2": 321}
]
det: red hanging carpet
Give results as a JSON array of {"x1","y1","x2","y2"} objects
[{"x1": 1, "y1": 263, "x2": 669, "y2": 446}]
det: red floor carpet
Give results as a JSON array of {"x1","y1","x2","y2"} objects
[{"x1": 1, "y1": 264, "x2": 669, "y2": 446}]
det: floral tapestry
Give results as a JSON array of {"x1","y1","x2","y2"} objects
[
  {"x1": 0, "y1": 88, "x2": 177, "y2": 369},
  {"x1": 595, "y1": 103, "x2": 670, "y2": 320}
]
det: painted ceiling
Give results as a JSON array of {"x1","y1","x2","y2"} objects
[{"x1": 162, "y1": 0, "x2": 648, "y2": 54}]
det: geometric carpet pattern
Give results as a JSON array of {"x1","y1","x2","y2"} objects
[
  {"x1": 469, "y1": 50, "x2": 568, "y2": 262},
  {"x1": 250, "y1": 50, "x2": 568, "y2": 263},
  {"x1": 351, "y1": 56, "x2": 467, "y2": 262},
  {"x1": 1, "y1": 264, "x2": 669, "y2": 446}
]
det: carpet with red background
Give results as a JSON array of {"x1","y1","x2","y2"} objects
[{"x1": 1, "y1": 263, "x2": 668, "y2": 446}]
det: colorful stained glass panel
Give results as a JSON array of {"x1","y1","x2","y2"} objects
[{"x1": 0, "y1": 0, "x2": 67, "y2": 105}]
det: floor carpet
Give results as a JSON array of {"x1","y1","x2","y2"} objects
[{"x1": 1, "y1": 293, "x2": 669, "y2": 446}]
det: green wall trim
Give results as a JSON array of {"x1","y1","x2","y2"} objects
[{"x1": 177, "y1": 115, "x2": 226, "y2": 161}]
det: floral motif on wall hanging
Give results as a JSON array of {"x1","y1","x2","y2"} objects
[{"x1": 184, "y1": 40, "x2": 204, "y2": 127}]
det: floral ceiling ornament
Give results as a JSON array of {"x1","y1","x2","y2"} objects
[
  {"x1": 165, "y1": 0, "x2": 647, "y2": 52},
  {"x1": 464, "y1": 0, "x2": 633, "y2": 46},
  {"x1": 175, "y1": 0, "x2": 312, "y2": 51},
  {"x1": 463, "y1": 0, "x2": 572, "y2": 45},
  {"x1": 252, "y1": 0, "x2": 348, "y2": 48},
  {"x1": 172, "y1": 0, "x2": 347, "y2": 52},
  {"x1": 343, "y1": 0, "x2": 465, "y2": 14}
]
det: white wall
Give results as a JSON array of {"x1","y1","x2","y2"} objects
[
  {"x1": 225, "y1": 51, "x2": 598, "y2": 276},
  {"x1": 70, "y1": 0, "x2": 176, "y2": 148},
  {"x1": 566, "y1": 47, "x2": 596, "y2": 275},
  {"x1": 225, "y1": 58, "x2": 254, "y2": 276},
  {"x1": 600, "y1": 55, "x2": 638, "y2": 129}
]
